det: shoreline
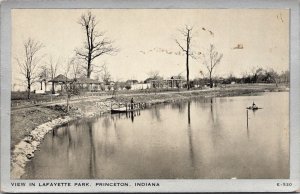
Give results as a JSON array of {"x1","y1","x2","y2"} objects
[
  {"x1": 10, "y1": 116, "x2": 79, "y2": 179},
  {"x1": 10, "y1": 85, "x2": 289, "y2": 179}
]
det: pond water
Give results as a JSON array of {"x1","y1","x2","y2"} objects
[{"x1": 23, "y1": 92, "x2": 289, "y2": 179}]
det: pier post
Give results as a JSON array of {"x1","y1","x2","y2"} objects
[{"x1": 246, "y1": 110, "x2": 248, "y2": 128}]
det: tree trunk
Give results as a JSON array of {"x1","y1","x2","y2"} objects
[
  {"x1": 87, "y1": 53, "x2": 92, "y2": 78},
  {"x1": 27, "y1": 83, "x2": 31, "y2": 99},
  {"x1": 186, "y1": 51, "x2": 190, "y2": 90},
  {"x1": 186, "y1": 31, "x2": 190, "y2": 90},
  {"x1": 44, "y1": 82, "x2": 47, "y2": 92},
  {"x1": 187, "y1": 101, "x2": 191, "y2": 124},
  {"x1": 66, "y1": 95, "x2": 70, "y2": 112},
  {"x1": 52, "y1": 82, "x2": 55, "y2": 94},
  {"x1": 209, "y1": 72, "x2": 213, "y2": 88},
  {"x1": 274, "y1": 79, "x2": 278, "y2": 87}
]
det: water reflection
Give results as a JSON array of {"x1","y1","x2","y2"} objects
[
  {"x1": 246, "y1": 109, "x2": 249, "y2": 139},
  {"x1": 187, "y1": 101, "x2": 195, "y2": 170},
  {"x1": 88, "y1": 122, "x2": 96, "y2": 178},
  {"x1": 150, "y1": 106, "x2": 161, "y2": 122},
  {"x1": 246, "y1": 108, "x2": 260, "y2": 139},
  {"x1": 210, "y1": 98, "x2": 214, "y2": 123},
  {"x1": 171, "y1": 101, "x2": 186, "y2": 114},
  {"x1": 23, "y1": 92, "x2": 289, "y2": 179},
  {"x1": 127, "y1": 111, "x2": 137, "y2": 122},
  {"x1": 102, "y1": 117, "x2": 111, "y2": 128}
]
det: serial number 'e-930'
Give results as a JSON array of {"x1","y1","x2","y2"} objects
[{"x1": 276, "y1": 183, "x2": 293, "y2": 186}]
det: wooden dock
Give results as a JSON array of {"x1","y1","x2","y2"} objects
[{"x1": 111, "y1": 102, "x2": 146, "y2": 114}]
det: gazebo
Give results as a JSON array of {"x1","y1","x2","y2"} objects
[{"x1": 48, "y1": 74, "x2": 72, "y2": 94}]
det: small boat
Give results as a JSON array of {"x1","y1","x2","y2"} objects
[
  {"x1": 247, "y1": 101, "x2": 262, "y2": 110},
  {"x1": 111, "y1": 109, "x2": 126, "y2": 114},
  {"x1": 111, "y1": 107, "x2": 140, "y2": 114},
  {"x1": 111, "y1": 102, "x2": 145, "y2": 114},
  {"x1": 246, "y1": 106, "x2": 262, "y2": 110}
]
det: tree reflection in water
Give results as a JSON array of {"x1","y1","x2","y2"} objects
[
  {"x1": 171, "y1": 101, "x2": 186, "y2": 114},
  {"x1": 131, "y1": 112, "x2": 134, "y2": 122},
  {"x1": 206, "y1": 97, "x2": 224, "y2": 148},
  {"x1": 210, "y1": 98, "x2": 214, "y2": 124},
  {"x1": 150, "y1": 105, "x2": 161, "y2": 122},
  {"x1": 187, "y1": 101, "x2": 195, "y2": 170},
  {"x1": 88, "y1": 122, "x2": 96, "y2": 178}
]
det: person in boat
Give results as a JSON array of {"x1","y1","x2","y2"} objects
[
  {"x1": 131, "y1": 98, "x2": 134, "y2": 110},
  {"x1": 252, "y1": 101, "x2": 257, "y2": 109}
]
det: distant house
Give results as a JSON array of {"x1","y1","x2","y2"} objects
[
  {"x1": 170, "y1": 76, "x2": 182, "y2": 80},
  {"x1": 165, "y1": 76, "x2": 185, "y2": 88},
  {"x1": 109, "y1": 81, "x2": 115, "y2": 86},
  {"x1": 99, "y1": 81, "x2": 116, "y2": 91},
  {"x1": 144, "y1": 76, "x2": 164, "y2": 88},
  {"x1": 124, "y1": 79, "x2": 150, "y2": 90},
  {"x1": 144, "y1": 78, "x2": 155, "y2": 84},
  {"x1": 74, "y1": 77, "x2": 102, "y2": 91},
  {"x1": 126, "y1": 80, "x2": 139, "y2": 85},
  {"x1": 131, "y1": 83, "x2": 151, "y2": 90}
]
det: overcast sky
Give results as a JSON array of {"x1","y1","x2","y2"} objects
[{"x1": 12, "y1": 9, "x2": 289, "y2": 86}]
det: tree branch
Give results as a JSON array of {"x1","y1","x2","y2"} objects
[{"x1": 175, "y1": 39, "x2": 187, "y2": 52}]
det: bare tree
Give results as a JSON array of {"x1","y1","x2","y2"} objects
[
  {"x1": 279, "y1": 70, "x2": 289, "y2": 84},
  {"x1": 175, "y1": 25, "x2": 194, "y2": 90},
  {"x1": 68, "y1": 57, "x2": 84, "y2": 79},
  {"x1": 203, "y1": 44, "x2": 223, "y2": 88},
  {"x1": 266, "y1": 68, "x2": 280, "y2": 87},
  {"x1": 147, "y1": 70, "x2": 160, "y2": 80},
  {"x1": 15, "y1": 38, "x2": 44, "y2": 99},
  {"x1": 147, "y1": 70, "x2": 163, "y2": 89},
  {"x1": 48, "y1": 56, "x2": 60, "y2": 94},
  {"x1": 63, "y1": 60, "x2": 77, "y2": 112},
  {"x1": 76, "y1": 11, "x2": 117, "y2": 78},
  {"x1": 100, "y1": 64, "x2": 111, "y2": 85}
]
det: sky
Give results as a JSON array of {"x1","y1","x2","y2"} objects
[{"x1": 12, "y1": 9, "x2": 289, "y2": 87}]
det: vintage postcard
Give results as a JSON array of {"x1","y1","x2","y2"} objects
[{"x1": 1, "y1": 0, "x2": 300, "y2": 192}]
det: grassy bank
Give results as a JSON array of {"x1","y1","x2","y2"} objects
[{"x1": 11, "y1": 106, "x2": 80, "y2": 151}]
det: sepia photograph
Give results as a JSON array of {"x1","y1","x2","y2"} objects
[
  {"x1": 1, "y1": 0, "x2": 300, "y2": 192},
  {"x1": 10, "y1": 8, "x2": 290, "y2": 179}
]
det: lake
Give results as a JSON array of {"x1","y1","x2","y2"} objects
[{"x1": 23, "y1": 92, "x2": 289, "y2": 179}]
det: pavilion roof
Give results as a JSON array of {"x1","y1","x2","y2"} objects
[
  {"x1": 74, "y1": 77, "x2": 101, "y2": 84},
  {"x1": 48, "y1": 74, "x2": 71, "y2": 83}
]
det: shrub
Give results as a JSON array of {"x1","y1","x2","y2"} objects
[{"x1": 125, "y1": 85, "x2": 131, "y2": 90}]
